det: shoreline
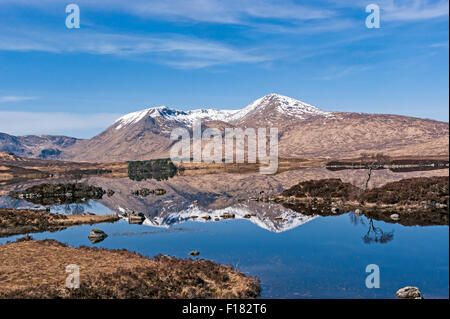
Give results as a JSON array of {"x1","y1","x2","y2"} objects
[{"x1": 0, "y1": 208, "x2": 120, "y2": 237}]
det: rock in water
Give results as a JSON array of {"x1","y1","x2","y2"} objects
[
  {"x1": 88, "y1": 229, "x2": 108, "y2": 244},
  {"x1": 190, "y1": 250, "x2": 200, "y2": 256},
  {"x1": 128, "y1": 211, "x2": 145, "y2": 224},
  {"x1": 396, "y1": 286, "x2": 422, "y2": 299}
]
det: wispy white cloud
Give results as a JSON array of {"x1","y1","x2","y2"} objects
[
  {"x1": 0, "y1": 0, "x2": 334, "y2": 24},
  {"x1": 0, "y1": 111, "x2": 121, "y2": 137},
  {"x1": 0, "y1": 0, "x2": 446, "y2": 71},
  {"x1": 0, "y1": 96, "x2": 38, "y2": 103},
  {"x1": 382, "y1": 0, "x2": 449, "y2": 21},
  {"x1": 0, "y1": 29, "x2": 271, "y2": 68},
  {"x1": 253, "y1": 19, "x2": 357, "y2": 35}
]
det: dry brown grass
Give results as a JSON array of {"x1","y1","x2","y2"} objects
[
  {"x1": 0, "y1": 239, "x2": 260, "y2": 299},
  {"x1": 0, "y1": 209, "x2": 119, "y2": 237}
]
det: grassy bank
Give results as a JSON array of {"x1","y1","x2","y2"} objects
[{"x1": 0, "y1": 238, "x2": 261, "y2": 299}]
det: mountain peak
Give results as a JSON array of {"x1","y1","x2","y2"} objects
[
  {"x1": 228, "y1": 93, "x2": 332, "y2": 122},
  {"x1": 113, "y1": 105, "x2": 181, "y2": 129}
]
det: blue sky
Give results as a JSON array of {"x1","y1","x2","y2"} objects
[{"x1": 0, "y1": 0, "x2": 448, "y2": 138}]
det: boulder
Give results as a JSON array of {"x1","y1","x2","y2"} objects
[
  {"x1": 128, "y1": 215, "x2": 145, "y2": 224},
  {"x1": 88, "y1": 229, "x2": 107, "y2": 244},
  {"x1": 390, "y1": 213, "x2": 400, "y2": 221},
  {"x1": 396, "y1": 286, "x2": 422, "y2": 299},
  {"x1": 189, "y1": 250, "x2": 200, "y2": 256},
  {"x1": 221, "y1": 213, "x2": 235, "y2": 219}
]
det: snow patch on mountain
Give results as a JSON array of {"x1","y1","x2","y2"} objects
[
  {"x1": 169, "y1": 108, "x2": 236, "y2": 124},
  {"x1": 113, "y1": 108, "x2": 154, "y2": 130},
  {"x1": 114, "y1": 106, "x2": 237, "y2": 130}
]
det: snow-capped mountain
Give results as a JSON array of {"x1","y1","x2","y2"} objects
[
  {"x1": 112, "y1": 93, "x2": 332, "y2": 131},
  {"x1": 228, "y1": 93, "x2": 333, "y2": 124},
  {"x1": 64, "y1": 93, "x2": 340, "y2": 162}
]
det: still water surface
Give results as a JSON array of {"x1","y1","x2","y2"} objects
[{"x1": 1, "y1": 198, "x2": 447, "y2": 299}]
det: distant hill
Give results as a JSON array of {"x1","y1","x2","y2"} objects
[{"x1": 0, "y1": 132, "x2": 84, "y2": 159}]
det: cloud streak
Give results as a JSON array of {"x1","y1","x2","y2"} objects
[
  {"x1": 382, "y1": 0, "x2": 449, "y2": 21},
  {"x1": 0, "y1": 29, "x2": 271, "y2": 68},
  {"x1": 3, "y1": 0, "x2": 446, "y2": 23},
  {"x1": 0, "y1": 0, "x2": 334, "y2": 24}
]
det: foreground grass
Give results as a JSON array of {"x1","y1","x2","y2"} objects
[
  {"x1": 0, "y1": 209, "x2": 120, "y2": 237},
  {"x1": 0, "y1": 238, "x2": 260, "y2": 299}
]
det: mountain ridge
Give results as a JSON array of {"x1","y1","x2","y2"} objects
[
  {"x1": 1, "y1": 93, "x2": 448, "y2": 162},
  {"x1": 112, "y1": 93, "x2": 333, "y2": 130}
]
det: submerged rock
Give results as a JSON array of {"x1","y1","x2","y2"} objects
[{"x1": 396, "y1": 286, "x2": 422, "y2": 299}]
